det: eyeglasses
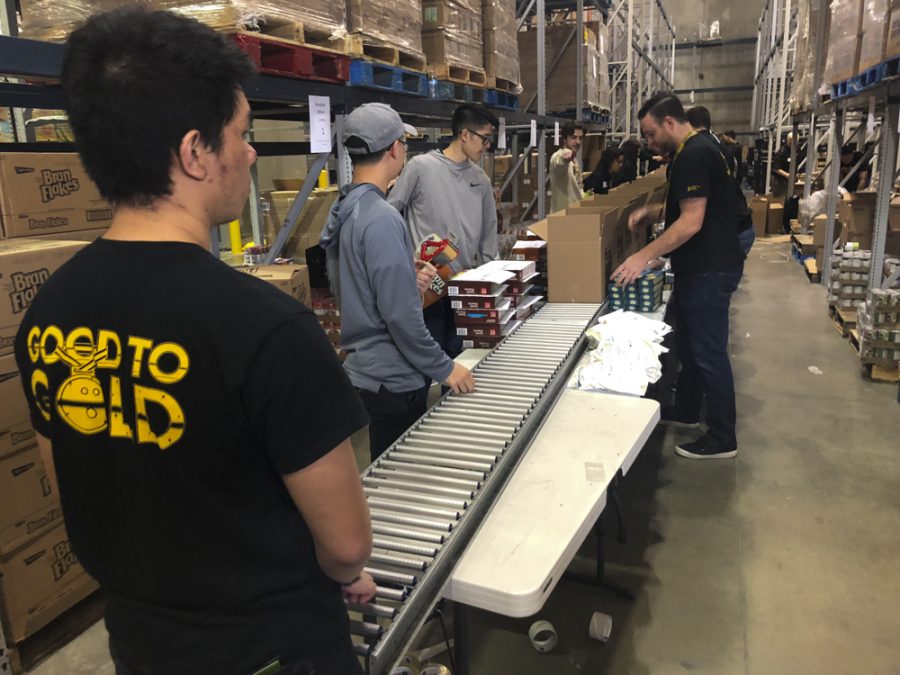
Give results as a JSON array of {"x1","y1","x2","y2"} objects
[
  {"x1": 398, "y1": 138, "x2": 409, "y2": 148},
  {"x1": 466, "y1": 129, "x2": 494, "y2": 147}
]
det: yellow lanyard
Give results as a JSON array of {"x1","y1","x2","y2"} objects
[{"x1": 661, "y1": 130, "x2": 698, "y2": 217}]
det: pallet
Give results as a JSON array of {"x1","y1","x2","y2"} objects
[
  {"x1": 348, "y1": 60, "x2": 428, "y2": 97},
  {"x1": 427, "y1": 62, "x2": 487, "y2": 87},
  {"x1": 347, "y1": 35, "x2": 427, "y2": 72},
  {"x1": 430, "y1": 79, "x2": 479, "y2": 103},
  {"x1": 483, "y1": 88, "x2": 519, "y2": 111},
  {"x1": 804, "y1": 258, "x2": 820, "y2": 283},
  {"x1": 485, "y1": 75, "x2": 520, "y2": 93},
  {"x1": 230, "y1": 32, "x2": 349, "y2": 83},
  {"x1": 832, "y1": 307, "x2": 857, "y2": 337},
  {"x1": 7, "y1": 591, "x2": 105, "y2": 673},
  {"x1": 862, "y1": 361, "x2": 900, "y2": 383},
  {"x1": 261, "y1": 21, "x2": 359, "y2": 55},
  {"x1": 830, "y1": 56, "x2": 900, "y2": 100}
]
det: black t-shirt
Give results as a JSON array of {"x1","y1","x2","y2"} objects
[
  {"x1": 665, "y1": 133, "x2": 744, "y2": 274},
  {"x1": 14, "y1": 239, "x2": 369, "y2": 674}
]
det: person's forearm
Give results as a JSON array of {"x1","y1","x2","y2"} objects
[
  {"x1": 315, "y1": 543, "x2": 368, "y2": 584},
  {"x1": 634, "y1": 217, "x2": 699, "y2": 261}
]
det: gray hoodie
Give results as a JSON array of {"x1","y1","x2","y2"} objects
[
  {"x1": 319, "y1": 183, "x2": 454, "y2": 393},
  {"x1": 388, "y1": 150, "x2": 498, "y2": 269}
]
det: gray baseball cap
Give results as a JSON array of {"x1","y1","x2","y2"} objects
[{"x1": 342, "y1": 102, "x2": 417, "y2": 155}]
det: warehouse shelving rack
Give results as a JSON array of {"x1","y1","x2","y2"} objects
[
  {"x1": 607, "y1": 0, "x2": 675, "y2": 142},
  {"x1": 750, "y1": 0, "x2": 798, "y2": 195}
]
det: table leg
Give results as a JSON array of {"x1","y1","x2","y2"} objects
[{"x1": 453, "y1": 602, "x2": 470, "y2": 675}]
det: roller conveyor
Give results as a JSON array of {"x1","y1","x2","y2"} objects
[{"x1": 349, "y1": 303, "x2": 601, "y2": 673}]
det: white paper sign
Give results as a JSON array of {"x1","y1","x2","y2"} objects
[
  {"x1": 554, "y1": 122, "x2": 560, "y2": 145},
  {"x1": 530, "y1": 119, "x2": 538, "y2": 147},
  {"x1": 309, "y1": 95, "x2": 332, "y2": 153},
  {"x1": 498, "y1": 116, "x2": 507, "y2": 150},
  {"x1": 866, "y1": 96, "x2": 875, "y2": 138}
]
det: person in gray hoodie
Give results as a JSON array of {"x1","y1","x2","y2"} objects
[
  {"x1": 388, "y1": 104, "x2": 499, "y2": 359},
  {"x1": 319, "y1": 103, "x2": 476, "y2": 462}
]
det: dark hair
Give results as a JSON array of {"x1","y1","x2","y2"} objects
[
  {"x1": 620, "y1": 138, "x2": 641, "y2": 160},
  {"x1": 451, "y1": 104, "x2": 499, "y2": 137},
  {"x1": 637, "y1": 92, "x2": 687, "y2": 125},
  {"x1": 561, "y1": 122, "x2": 585, "y2": 140},
  {"x1": 724, "y1": 130, "x2": 737, "y2": 139},
  {"x1": 598, "y1": 148, "x2": 624, "y2": 174},
  {"x1": 62, "y1": 7, "x2": 256, "y2": 207},
  {"x1": 686, "y1": 105, "x2": 711, "y2": 130},
  {"x1": 841, "y1": 143, "x2": 856, "y2": 155},
  {"x1": 348, "y1": 145, "x2": 392, "y2": 167}
]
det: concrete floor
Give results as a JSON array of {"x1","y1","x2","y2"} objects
[{"x1": 26, "y1": 240, "x2": 900, "y2": 674}]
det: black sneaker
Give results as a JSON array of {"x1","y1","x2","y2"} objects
[
  {"x1": 675, "y1": 439, "x2": 737, "y2": 460},
  {"x1": 659, "y1": 406, "x2": 700, "y2": 429}
]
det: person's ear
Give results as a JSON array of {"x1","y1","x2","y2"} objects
[{"x1": 177, "y1": 130, "x2": 209, "y2": 181}]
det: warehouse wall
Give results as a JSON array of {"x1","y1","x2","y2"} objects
[{"x1": 665, "y1": 0, "x2": 766, "y2": 138}]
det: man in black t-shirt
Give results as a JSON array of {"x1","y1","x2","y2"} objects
[
  {"x1": 611, "y1": 92, "x2": 743, "y2": 460},
  {"x1": 14, "y1": 9, "x2": 374, "y2": 674}
]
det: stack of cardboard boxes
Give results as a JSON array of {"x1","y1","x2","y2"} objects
[
  {"x1": 0, "y1": 239, "x2": 100, "y2": 647},
  {"x1": 520, "y1": 168, "x2": 665, "y2": 304},
  {"x1": 0, "y1": 153, "x2": 112, "y2": 242},
  {"x1": 479, "y1": 260, "x2": 544, "y2": 321},
  {"x1": 421, "y1": 0, "x2": 485, "y2": 80},
  {"x1": 449, "y1": 267, "x2": 521, "y2": 348}
]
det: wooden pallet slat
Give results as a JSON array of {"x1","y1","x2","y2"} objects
[
  {"x1": 229, "y1": 32, "x2": 350, "y2": 84},
  {"x1": 427, "y1": 63, "x2": 487, "y2": 87}
]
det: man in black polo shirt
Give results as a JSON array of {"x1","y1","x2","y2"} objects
[{"x1": 611, "y1": 92, "x2": 744, "y2": 460}]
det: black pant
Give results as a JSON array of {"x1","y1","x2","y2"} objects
[
  {"x1": 111, "y1": 634, "x2": 364, "y2": 675},
  {"x1": 672, "y1": 267, "x2": 743, "y2": 449},
  {"x1": 423, "y1": 297, "x2": 463, "y2": 359},
  {"x1": 356, "y1": 385, "x2": 428, "y2": 462}
]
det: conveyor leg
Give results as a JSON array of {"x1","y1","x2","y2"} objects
[{"x1": 453, "y1": 602, "x2": 470, "y2": 675}]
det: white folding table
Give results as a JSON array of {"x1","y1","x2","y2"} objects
[{"x1": 437, "y1": 349, "x2": 660, "y2": 673}]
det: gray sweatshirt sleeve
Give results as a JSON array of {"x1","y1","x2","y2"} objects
[
  {"x1": 387, "y1": 161, "x2": 418, "y2": 219},
  {"x1": 480, "y1": 179, "x2": 499, "y2": 263},
  {"x1": 363, "y1": 215, "x2": 455, "y2": 383}
]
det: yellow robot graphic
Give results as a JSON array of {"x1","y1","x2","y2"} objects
[{"x1": 54, "y1": 334, "x2": 109, "y2": 435}]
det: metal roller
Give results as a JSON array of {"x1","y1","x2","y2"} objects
[
  {"x1": 364, "y1": 476, "x2": 474, "y2": 499},
  {"x1": 369, "y1": 509, "x2": 454, "y2": 533},
  {"x1": 410, "y1": 433, "x2": 509, "y2": 451},
  {"x1": 377, "y1": 459, "x2": 487, "y2": 481},
  {"x1": 417, "y1": 422, "x2": 512, "y2": 442},
  {"x1": 419, "y1": 414, "x2": 521, "y2": 434},
  {"x1": 363, "y1": 487, "x2": 469, "y2": 511},
  {"x1": 369, "y1": 552, "x2": 428, "y2": 572},
  {"x1": 366, "y1": 498, "x2": 461, "y2": 521},
  {"x1": 370, "y1": 466, "x2": 481, "y2": 491},
  {"x1": 354, "y1": 643, "x2": 373, "y2": 657},
  {"x1": 401, "y1": 438, "x2": 505, "y2": 456},
  {"x1": 387, "y1": 450, "x2": 494, "y2": 473},
  {"x1": 437, "y1": 400, "x2": 529, "y2": 417},
  {"x1": 346, "y1": 602, "x2": 398, "y2": 620},
  {"x1": 371, "y1": 524, "x2": 445, "y2": 545},
  {"x1": 375, "y1": 586, "x2": 407, "y2": 602},
  {"x1": 394, "y1": 444, "x2": 500, "y2": 464},
  {"x1": 350, "y1": 620, "x2": 384, "y2": 639},
  {"x1": 372, "y1": 538, "x2": 439, "y2": 558}
]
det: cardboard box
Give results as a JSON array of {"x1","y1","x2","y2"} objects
[
  {"x1": 0, "y1": 238, "x2": 89, "y2": 357},
  {"x1": 0, "y1": 522, "x2": 98, "y2": 642},
  {"x1": 838, "y1": 192, "x2": 877, "y2": 235},
  {"x1": 767, "y1": 203, "x2": 785, "y2": 235},
  {"x1": 750, "y1": 196, "x2": 768, "y2": 238},
  {"x1": 24, "y1": 227, "x2": 108, "y2": 243},
  {"x1": 888, "y1": 0, "x2": 900, "y2": 60},
  {"x1": 240, "y1": 264, "x2": 311, "y2": 306},
  {"x1": 0, "y1": 353, "x2": 30, "y2": 435},
  {"x1": 546, "y1": 208, "x2": 618, "y2": 303},
  {"x1": 889, "y1": 197, "x2": 900, "y2": 232},
  {"x1": 815, "y1": 246, "x2": 825, "y2": 270},
  {"x1": 838, "y1": 222, "x2": 873, "y2": 250},
  {"x1": 0, "y1": 444, "x2": 61, "y2": 555},
  {"x1": 812, "y1": 214, "x2": 833, "y2": 248},
  {"x1": 0, "y1": 153, "x2": 112, "y2": 239},
  {"x1": 264, "y1": 187, "x2": 338, "y2": 255}
]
